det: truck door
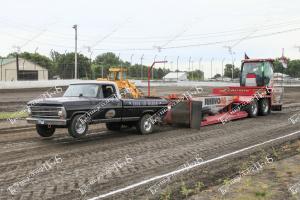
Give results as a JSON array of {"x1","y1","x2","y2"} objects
[{"x1": 93, "y1": 84, "x2": 122, "y2": 122}]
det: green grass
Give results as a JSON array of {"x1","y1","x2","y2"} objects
[{"x1": 0, "y1": 111, "x2": 28, "y2": 120}]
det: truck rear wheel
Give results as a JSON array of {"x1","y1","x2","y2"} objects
[
  {"x1": 136, "y1": 114, "x2": 153, "y2": 135},
  {"x1": 246, "y1": 100, "x2": 258, "y2": 118},
  {"x1": 36, "y1": 125, "x2": 55, "y2": 137},
  {"x1": 258, "y1": 98, "x2": 270, "y2": 116},
  {"x1": 106, "y1": 122, "x2": 122, "y2": 131},
  {"x1": 68, "y1": 115, "x2": 88, "y2": 138}
]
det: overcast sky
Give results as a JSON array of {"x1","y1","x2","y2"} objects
[{"x1": 1, "y1": 0, "x2": 300, "y2": 77}]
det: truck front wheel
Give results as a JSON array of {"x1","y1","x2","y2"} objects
[
  {"x1": 136, "y1": 114, "x2": 154, "y2": 135},
  {"x1": 106, "y1": 122, "x2": 122, "y2": 131},
  {"x1": 36, "y1": 125, "x2": 55, "y2": 137},
  {"x1": 68, "y1": 115, "x2": 88, "y2": 138}
]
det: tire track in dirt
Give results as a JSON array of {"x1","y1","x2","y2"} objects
[{"x1": 1, "y1": 107, "x2": 300, "y2": 200}]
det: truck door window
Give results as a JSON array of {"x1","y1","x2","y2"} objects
[{"x1": 102, "y1": 85, "x2": 116, "y2": 98}]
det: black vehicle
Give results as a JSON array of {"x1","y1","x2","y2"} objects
[{"x1": 26, "y1": 81, "x2": 169, "y2": 138}]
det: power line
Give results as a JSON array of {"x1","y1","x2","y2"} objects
[
  {"x1": 161, "y1": 27, "x2": 300, "y2": 50},
  {"x1": 1, "y1": 17, "x2": 300, "y2": 44},
  {"x1": 2, "y1": 23, "x2": 300, "y2": 53}
]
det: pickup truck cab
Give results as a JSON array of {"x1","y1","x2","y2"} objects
[{"x1": 26, "y1": 81, "x2": 168, "y2": 138}]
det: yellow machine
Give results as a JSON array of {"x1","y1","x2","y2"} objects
[{"x1": 97, "y1": 67, "x2": 143, "y2": 98}]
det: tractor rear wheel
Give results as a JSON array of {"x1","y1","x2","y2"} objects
[{"x1": 258, "y1": 98, "x2": 270, "y2": 116}]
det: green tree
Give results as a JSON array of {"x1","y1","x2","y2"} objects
[
  {"x1": 52, "y1": 52, "x2": 91, "y2": 79},
  {"x1": 92, "y1": 52, "x2": 170, "y2": 80},
  {"x1": 268, "y1": 58, "x2": 300, "y2": 77},
  {"x1": 214, "y1": 73, "x2": 221, "y2": 79},
  {"x1": 187, "y1": 70, "x2": 204, "y2": 80},
  {"x1": 93, "y1": 52, "x2": 121, "y2": 78},
  {"x1": 224, "y1": 64, "x2": 240, "y2": 78}
]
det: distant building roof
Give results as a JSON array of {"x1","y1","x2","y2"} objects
[
  {"x1": 0, "y1": 58, "x2": 16, "y2": 66},
  {"x1": 163, "y1": 72, "x2": 187, "y2": 79}
]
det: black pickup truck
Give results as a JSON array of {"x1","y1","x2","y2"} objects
[{"x1": 26, "y1": 81, "x2": 169, "y2": 138}]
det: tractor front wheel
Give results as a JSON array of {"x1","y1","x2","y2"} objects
[{"x1": 247, "y1": 100, "x2": 258, "y2": 118}]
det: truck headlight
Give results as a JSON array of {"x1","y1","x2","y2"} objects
[{"x1": 58, "y1": 107, "x2": 67, "y2": 119}]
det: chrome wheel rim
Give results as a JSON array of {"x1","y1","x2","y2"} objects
[
  {"x1": 252, "y1": 103, "x2": 258, "y2": 115},
  {"x1": 262, "y1": 100, "x2": 269, "y2": 113},
  {"x1": 144, "y1": 118, "x2": 152, "y2": 132},
  {"x1": 75, "y1": 120, "x2": 86, "y2": 134}
]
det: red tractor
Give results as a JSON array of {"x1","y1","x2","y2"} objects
[{"x1": 166, "y1": 58, "x2": 284, "y2": 129}]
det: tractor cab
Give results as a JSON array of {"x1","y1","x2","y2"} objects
[
  {"x1": 240, "y1": 59, "x2": 274, "y2": 87},
  {"x1": 108, "y1": 67, "x2": 127, "y2": 81}
]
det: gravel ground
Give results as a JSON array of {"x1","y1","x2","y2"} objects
[{"x1": 0, "y1": 86, "x2": 299, "y2": 200}]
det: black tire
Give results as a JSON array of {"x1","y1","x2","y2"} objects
[
  {"x1": 246, "y1": 100, "x2": 258, "y2": 118},
  {"x1": 106, "y1": 122, "x2": 122, "y2": 131},
  {"x1": 36, "y1": 125, "x2": 55, "y2": 137},
  {"x1": 68, "y1": 115, "x2": 88, "y2": 138},
  {"x1": 136, "y1": 114, "x2": 154, "y2": 135},
  {"x1": 258, "y1": 98, "x2": 270, "y2": 116}
]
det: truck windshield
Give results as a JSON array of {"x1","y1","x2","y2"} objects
[{"x1": 63, "y1": 84, "x2": 99, "y2": 97}]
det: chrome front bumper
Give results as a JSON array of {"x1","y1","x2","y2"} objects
[{"x1": 26, "y1": 118, "x2": 67, "y2": 126}]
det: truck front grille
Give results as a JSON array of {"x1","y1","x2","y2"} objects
[{"x1": 30, "y1": 106, "x2": 62, "y2": 118}]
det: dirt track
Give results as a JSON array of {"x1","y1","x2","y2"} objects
[{"x1": 0, "y1": 86, "x2": 300, "y2": 200}]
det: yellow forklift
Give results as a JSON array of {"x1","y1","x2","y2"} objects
[{"x1": 97, "y1": 67, "x2": 143, "y2": 98}]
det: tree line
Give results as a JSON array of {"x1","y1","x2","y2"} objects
[
  {"x1": 4, "y1": 52, "x2": 300, "y2": 80},
  {"x1": 6, "y1": 52, "x2": 173, "y2": 80},
  {"x1": 4, "y1": 51, "x2": 206, "y2": 80}
]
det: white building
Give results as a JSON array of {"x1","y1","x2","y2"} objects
[
  {"x1": 163, "y1": 72, "x2": 188, "y2": 81},
  {"x1": 0, "y1": 57, "x2": 48, "y2": 81}
]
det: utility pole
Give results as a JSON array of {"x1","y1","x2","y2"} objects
[
  {"x1": 130, "y1": 54, "x2": 134, "y2": 78},
  {"x1": 73, "y1": 24, "x2": 78, "y2": 79},
  {"x1": 118, "y1": 53, "x2": 121, "y2": 70},
  {"x1": 87, "y1": 46, "x2": 93, "y2": 79},
  {"x1": 221, "y1": 58, "x2": 225, "y2": 81},
  {"x1": 188, "y1": 56, "x2": 191, "y2": 81},
  {"x1": 211, "y1": 58, "x2": 214, "y2": 79},
  {"x1": 191, "y1": 60, "x2": 194, "y2": 81},
  {"x1": 224, "y1": 46, "x2": 235, "y2": 81},
  {"x1": 198, "y1": 58, "x2": 202, "y2": 80},
  {"x1": 130, "y1": 54, "x2": 134, "y2": 64},
  {"x1": 176, "y1": 56, "x2": 179, "y2": 81},
  {"x1": 101, "y1": 64, "x2": 104, "y2": 78},
  {"x1": 163, "y1": 56, "x2": 167, "y2": 70},
  {"x1": 34, "y1": 47, "x2": 38, "y2": 70},
  {"x1": 170, "y1": 61, "x2": 173, "y2": 70},
  {"x1": 140, "y1": 54, "x2": 144, "y2": 80},
  {"x1": 13, "y1": 45, "x2": 21, "y2": 81},
  {"x1": 16, "y1": 54, "x2": 19, "y2": 81},
  {"x1": 153, "y1": 55, "x2": 157, "y2": 79}
]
